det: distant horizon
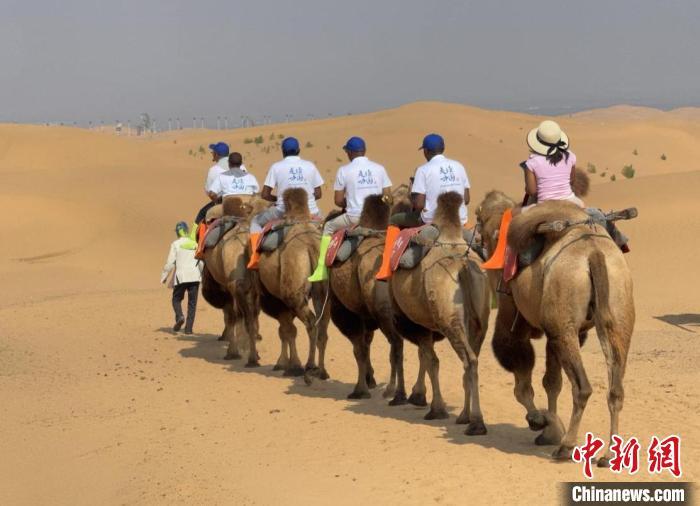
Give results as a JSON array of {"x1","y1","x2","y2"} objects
[{"x1": 1, "y1": 98, "x2": 698, "y2": 129}]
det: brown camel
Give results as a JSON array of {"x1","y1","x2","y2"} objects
[
  {"x1": 327, "y1": 194, "x2": 407, "y2": 403},
  {"x1": 256, "y1": 188, "x2": 331, "y2": 377},
  {"x1": 201, "y1": 197, "x2": 270, "y2": 364},
  {"x1": 390, "y1": 192, "x2": 491, "y2": 435},
  {"x1": 476, "y1": 192, "x2": 635, "y2": 464}
]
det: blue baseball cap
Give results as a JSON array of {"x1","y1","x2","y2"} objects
[
  {"x1": 343, "y1": 136, "x2": 366, "y2": 152},
  {"x1": 209, "y1": 142, "x2": 229, "y2": 156},
  {"x1": 281, "y1": 137, "x2": 300, "y2": 153},
  {"x1": 420, "y1": 133, "x2": 445, "y2": 151}
]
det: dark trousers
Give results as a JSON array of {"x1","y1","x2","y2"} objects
[
  {"x1": 172, "y1": 282, "x2": 199, "y2": 332},
  {"x1": 195, "y1": 201, "x2": 216, "y2": 224}
]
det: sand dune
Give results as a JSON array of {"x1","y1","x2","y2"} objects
[{"x1": 0, "y1": 102, "x2": 698, "y2": 504}]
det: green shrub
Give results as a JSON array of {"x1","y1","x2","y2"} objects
[
  {"x1": 586, "y1": 162, "x2": 597, "y2": 174},
  {"x1": 198, "y1": 145, "x2": 205, "y2": 154},
  {"x1": 633, "y1": 148, "x2": 638, "y2": 156},
  {"x1": 336, "y1": 157, "x2": 342, "y2": 162},
  {"x1": 278, "y1": 134, "x2": 284, "y2": 139},
  {"x1": 661, "y1": 153, "x2": 667, "y2": 161},
  {"x1": 600, "y1": 172, "x2": 607, "y2": 178},
  {"x1": 621, "y1": 165, "x2": 635, "y2": 179},
  {"x1": 243, "y1": 138, "x2": 254, "y2": 144},
  {"x1": 305, "y1": 141, "x2": 314, "y2": 148},
  {"x1": 610, "y1": 174, "x2": 616, "y2": 182},
  {"x1": 254, "y1": 135, "x2": 264, "y2": 145},
  {"x1": 188, "y1": 149, "x2": 193, "y2": 156}
]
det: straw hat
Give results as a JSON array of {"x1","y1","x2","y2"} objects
[{"x1": 527, "y1": 120, "x2": 569, "y2": 156}]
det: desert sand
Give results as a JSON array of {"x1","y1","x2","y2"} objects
[{"x1": 1, "y1": 101, "x2": 698, "y2": 505}]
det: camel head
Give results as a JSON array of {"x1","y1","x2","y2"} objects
[
  {"x1": 432, "y1": 191, "x2": 464, "y2": 239},
  {"x1": 282, "y1": 188, "x2": 310, "y2": 220},
  {"x1": 476, "y1": 190, "x2": 517, "y2": 254},
  {"x1": 358, "y1": 194, "x2": 391, "y2": 229}
]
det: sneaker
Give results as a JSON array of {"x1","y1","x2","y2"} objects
[{"x1": 173, "y1": 318, "x2": 185, "y2": 332}]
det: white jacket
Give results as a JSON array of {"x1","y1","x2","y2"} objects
[{"x1": 160, "y1": 237, "x2": 203, "y2": 285}]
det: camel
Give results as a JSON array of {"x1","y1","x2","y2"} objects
[
  {"x1": 256, "y1": 188, "x2": 331, "y2": 377},
  {"x1": 476, "y1": 192, "x2": 635, "y2": 464},
  {"x1": 327, "y1": 194, "x2": 408, "y2": 403},
  {"x1": 201, "y1": 197, "x2": 270, "y2": 363},
  {"x1": 389, "y1": 192, "x2": 491, "y2": 435}
]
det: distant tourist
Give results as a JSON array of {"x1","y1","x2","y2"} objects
[{"x1": 160, "y1": 222, "x2": 202, "y2": 334}]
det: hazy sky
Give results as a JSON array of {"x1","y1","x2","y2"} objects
[{"x1": 2, "y1": 0, "x2": 699, "y2": 125}]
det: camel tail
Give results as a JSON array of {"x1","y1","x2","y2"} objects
[{"x1": 589, "y1": 249, "x2": 621, "y2": 360}]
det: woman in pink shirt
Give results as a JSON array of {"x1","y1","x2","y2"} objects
[
  {"x1": 521, "y1": 120, "x2": 583, "y2": 211},
  {"x1": 519, "y1": 120, "x2": 629, "y2": 251}
]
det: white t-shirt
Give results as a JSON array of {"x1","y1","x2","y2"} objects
[
  {"x1": 210, "y1": 168, "x2": 260, "y2": 197},
  {"x1": 333, "y1": 156, "x2": 392, "y2": 217},
  {"x1": 205, "y1": 158, "x2": 237, "y2": 194},
  {"x1": 412, "y1": 154, "x2": 470, "y2": 224},
  {"x1": 263, "y1": 156, "x2": 324, "y2": 214}
]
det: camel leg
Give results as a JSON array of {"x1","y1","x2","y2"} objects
[
  {"x1": 272, "y1": 313, "x2": 291, "y2": 372},
  {"x1": 365, "y1": 330, "x2": 377, "y2": 389},
  {"x1": 551, "y1": 334, "x2": 593, "y2": 460},
  {"x1": 441, "y1": 319, "x2": 487, "y2": 435},
  {"x1": 536, "y1": 340, "x2": 565, "y2": 446},
  {"x1": 385, "y1": 332, "x2": 407, "y2": 405},
  {"x1": 596, "y1": 325, "x2": 630, "y2": 467},
  {"x1": 348, "y1": 330, "x2": 371, "y2": 400},
  {"x1": 280, "y1": 311, "x2": 304, "y2": 377},
  {"x1": 311, "y1": 284, "x2": 331, "y2": 380},
  {"x1": 223, "y1": 302, "x2": 242, "y2": 360},
  {"x1": 295, "y1": 304, "x2": 319, "y2": 372},
  {"x1": 421, "y1": 339, "x2": 449, "y2": 420},
  {"x1": 407, "y1": 346, "x2": 428, "y2": 407},
  {"x1": 241, "y1": 291, "x2": 261, "y2": 368}
]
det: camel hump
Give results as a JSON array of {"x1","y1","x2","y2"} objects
[
  {"x1": 432, "y1": 191, "x2": 464, "y2": 232},
  {"x1": 437, "y1": 191, "x2": 464, "y2": 212},
  {"x1": 222, "y1": 196, "x2": 245, "y2": 217},
  {"x1": 572, "y1": 168, "x2": 590, "y2": 198},
  {"x1": 283, "y1": 188, "x2": 310, "y2": 218},
  {"x1": 359, "y1": 194, "x2": 390, "y2": 229},
  {"x1": 507, "y1": 200, "x2": 587, "y2": 253}
]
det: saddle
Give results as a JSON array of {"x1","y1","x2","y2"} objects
[
  {"x1": 255, "y1": 219, "x2": 288, "y2": 252},
  {"x1": 325, "y1": 226, "x2": 367, "y2": 267},
  {"x1": 202, "y1": 216, "x2": 242, "y2": 250},
  {"x1": 389, "y1": 225, "x2": 441, "y2": 272}
]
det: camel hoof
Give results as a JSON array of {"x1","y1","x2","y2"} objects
[
  {"x1": 456, "y1": 411, "x2": 470, "y2": 425},
  {"x1": 317, "y1": 369, "x2": 330, "y2": 381},
  {"x1": 347, "y1": 390, "x2": 371, "y2": 400},
  {"x1": 367, "y1": 376, "x2": 377, "y2": 389},
  {"x1": 388, "y1": 392, "x2": 408, "y2": 406},
  {"x1": 597, "y1": 456, "x2": 611, "y2": 468},
  {"x1": 224, "y1": 352, "x2": 242, "y2": 361},
  {"x1": 304, "y1": 363, "x2": 317, "y2": 372},
  {"x1": 465, "y1": 421, "x2": 488, "y2": 436},
  {"x1": 244, "y1": 360, "x2": 260, "y2": 368},
  {"x1": 407, "y1": 393, "x2": 428, "y2": 407},
  {"x1": 218, "y1": 334, "x2": 227, "y2": 342},
  {"x1": 272, "y1": 364, "x2": 286, "y2": 371},
  {"x1": 526, "y1": 411, "x2": 548, "y2": 431},
  {"x1": 424, "y1": 408, "x2": 449, "y2": 421},
  {"x1": 552, "y1": 445, "x2": 574, "y2": 461},
  {"x1": 283, "y1": 366, "x2": 305, "y2": 377}
]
